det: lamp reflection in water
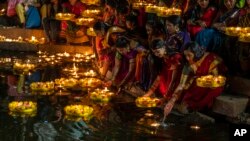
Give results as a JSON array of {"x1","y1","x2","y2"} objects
[{"x1": 190, "y1": 125, "x2": 200, "y2": 130}]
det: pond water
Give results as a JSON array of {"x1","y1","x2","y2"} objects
[{"x1": 0, "y1": 51, "x2": 230, "y2": 141}]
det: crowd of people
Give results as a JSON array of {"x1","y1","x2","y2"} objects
[
  {"x1": 92, "y1": 0, "x2": 249, "y2": 117},
  {"x1": 0, "y1": 0, "x2": 250, "y2": 116}
]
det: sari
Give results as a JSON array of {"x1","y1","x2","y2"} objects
[
  {"x1": 157, "y1": 53, "x2": 183, "y2": 98},
  {"x1": 181, "y1": 53, "x2": 227, "y2": 111},
  {"x1": 187, "y1": 6, "x2": 217, "y2": 38},
  {"x1": 61, "y1": 1, "x2": 86, "y2": 33},
  {"x1": 195, "y1": 8, "x2": 240, "y2": 52},
  {"x1": 114, "y1": 50, "x2": 138, "y2": 85}
]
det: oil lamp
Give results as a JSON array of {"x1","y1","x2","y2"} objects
[
  {"x1": 89, "y1": 87, "x2": 114, "y2": 103},
  {"x1": 55, "y1": 13, "x2": 75, "y2": 21},
  {"x1": 64, "y1": 105, "x2": 93, "y2": 121},
  {"x1": 8, "y1": 101, "x2": 37, "y2": 117},
  {"x1": 83, "y1": 69, "x2": 97, "y2": 77},
  {"x1": 196, "y1": 75, "x2": 226, "y2": 88}
]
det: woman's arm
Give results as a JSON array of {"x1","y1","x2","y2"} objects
[
  {"x1": 164, "y1": 66, "x2": 191, "y2": 116},
  {"x1": 164, "y1": 68, "x2": 177, "y2": 97},
  {"x1": 111, "y1": 56, "x2": 121, "y2": 84},
  {"x1": 118, "y1": 58, "x2": 136, "y2": 86},
  {"x1": 144, "y1": 75, "x2": 160, "y2": 97}
]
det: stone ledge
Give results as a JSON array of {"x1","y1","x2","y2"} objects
[
  {"x1": 0, "y1": 27, "x2": 45, "y2": 39},
  {"x1": 213, "y1": 95, "x2": 249, "y2": 117}
]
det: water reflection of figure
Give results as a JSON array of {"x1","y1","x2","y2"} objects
[
  {"x1": 61, "y1": 119, "x2": 89, "y2": 141},
  {"x1": 34, "y1": 97, "x2": 58, "y2": 141}
]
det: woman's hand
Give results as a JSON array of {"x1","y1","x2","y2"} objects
[
  {"x1": 103, "y1": 80, "x2": 112, "y2": 87},
  {"x1": 164, "y1": 101, "x2": 175, "y2": 116},
  {"x1": 212, "y1": 23, "x2": 225, "y2": 31},
  {"x1": 143, "y1": 89, "x2": 153, "y2": 97},
  {"x1": 187, "y1": 19, "x2": 196, "y2": 25},
  {"x1": 196, "y1": 20, "x2": 207, "y2": 28}
]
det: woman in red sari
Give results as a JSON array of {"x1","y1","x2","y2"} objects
[
  {"x1": 187, "y1": 0, "x2": 217, "y2": 38},
  {"x1": 60, "y1": 0, "x2": 86, "y2": 40},
  {"x1": 143, "y1": 39, "x2": 183, "y2": 99},
  {"x1": 164, "y1": 42, "x2": 227, "y2": 116}
]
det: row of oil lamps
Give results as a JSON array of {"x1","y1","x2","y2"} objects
[
  {"x1": 2, "y1": 51, "x2": 95, "y2": 75},
  {"x1": 0, "y1": 35, "x2": 45, "y2": 44},
  {"x1": 8, "y1": 100, "x2": 202, "y2": 129},
  {"x1": 132, "y1": 2, "x2": 182, "y2": 16},
  {"x1": 8, "y1": 100, "x2": 94, "y2": 121},
  {"x1": 225, "y1": 27, "x2": 250, "y2": 42}
]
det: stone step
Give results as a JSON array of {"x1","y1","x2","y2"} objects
[
  {"x1": 213, "y1": 95, "x2": 249, "y2": 117},
  {"x1": 0, "y1": 27, "x2": 45, "y2": 39},
  {"x1": 39, "y1": 44, "x2": 93, "y2": 54},
  {"x1": 0, "y1": 27, "x2": 93, "y2": 54},
  {"x1": 0, "y1": 42, "x2": 93, "y2": 54}
]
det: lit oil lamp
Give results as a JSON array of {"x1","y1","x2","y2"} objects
[
  {"x1": 5, "y1": 38, "x2": 13, "y2": 42},
  {"x1": 157, "y1": 7, "x2": 182, "y2": 17},
  {"x1": 64, "y1": 105, "x2": 93, "y2": 121},
  {"x1": 55, "y1": 13, "x2": 75, "y2": 21},
  {"x1": 135, "y1": 97, "x2": 160, "y2": 108},
  {"x1": 56, "y1": 53, "x2": 64, "y2": 57},
  {"x1": 8, "y1": 101, "x2": 37, "y2": 117},
  {"x1": 225, "y1": 27, "x2": 242, "y2": 36},
  {"x1": 80, "y1": 0, "x2": 100, "y2": 5},
  {"x1": 145, "y1": 5, "x2": 159, "y2": 13},
  {"x1": 190, "y1": 125, "x2": 200, "y2": 130},
  {"x1": 150, "y1": 122, "x2": 161, "y2": 127},
  {"x1": 28, "y1": 36, "x2": 39, "y2": 44},
  {"x1": 41, "y1": 54, "x2": 47, "y2": 59},
  {"x1": 63, "y1": 52, "x2": 70, "y2": 57},
  {"x1": 196, "y1": 75, "x2": 226, "y2": 88},
  {"x1": 0, "y1": 8, "x2": 5, "y2": 16},
  {"x1": 30, "y1": 81, "x2": 54, "y2": 92},
  {"x1": 239, "y1": 33, "x2": 250, "y2": 43},
  {"x1": 241, "y1": 27, "x2": 250, "y2": 34},
  {"x1": 39, "y1": 37, "x2": 45, "y2": 44},
  {"x1": 82, "y1": 9, "x2": 101, "y2": 17},
  {"x1": 72, "y1": 71, "x2": 80, "y2": 79},
  {"x1": 18, "y1": 36, "x2": 23, "y2": 42},
  {"x1": 75, "y1": 18, "x2": 95, "y2": 26},
  {"x1": 37, "y1": 50, "x2": 43, "y2": 55},
  {"x1": 0, "y1": 35, "x2": 5, "y2": 41},
  {"x1": 44, "y1": 57, "x2": 52, "y2": 62},
  {"x1": 75, "y1": 53, "x2": 84, "y2": 58},
  {"x1": 62, "y1": 78, "x2": 78, "y2": 88},
  {"x1": 84, "y1": 55, "x2": 91, "y2": 62},
  {"x1": 132, "y1": 2, "x2": 153, "y2": 9},
  {"x1": 89, "y1": 87, "x2": 114, "y2": 103},
  {"x1": 169, "y1": 7, "x2": 182, "y2": 15},
  {"x1": 90, "y1": 54, "x2": 95, "y2": 59},
  {"x1": 79, "y1": 78, "x2": 102, "y2": 88},
  {"x1": 83, "y1": 69, "x2": 97, "y2": 77},
  {"x1": 13, "y1": 61, "x2": 36, "y2": 74},
  {"x1": 87, "y1": 27, "x2": 96, "y2": 36}
]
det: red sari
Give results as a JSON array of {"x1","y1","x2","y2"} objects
[
  {"x1": 61, "y1": 1, "x2": 86, "y2": 31},
  {"x1": 157, "y1": 53, "x2": 183, "y2": 98},
  {"x1": 187, "y1": 7, "x2": 217, "y2": 38},
  {"x1": 182, "y1": 53, "x2": 227, "y2": 111}
]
